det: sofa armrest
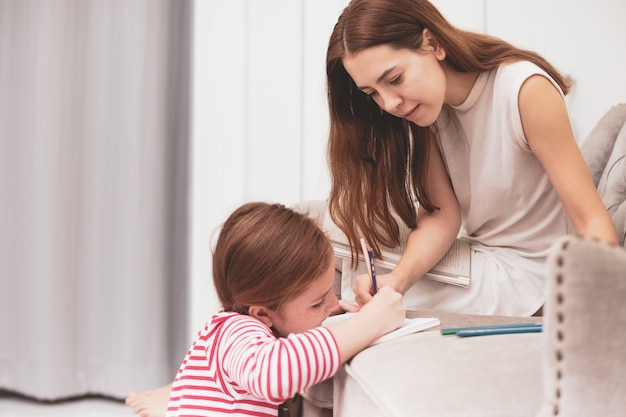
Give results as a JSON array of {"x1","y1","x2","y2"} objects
[{"x1": 536, "y1": 235, "x2": 626, "y2": 416}]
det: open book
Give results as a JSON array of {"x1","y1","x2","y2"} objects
[
  {"x1": 323, "y1": 210, "x2": 471, "y2": 287},
  {"x1": 323, "y1": 313, "x2": 440, "y2": 346}
]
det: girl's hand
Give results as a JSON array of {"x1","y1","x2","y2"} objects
[
  {"x1": 353, "y1": 272, "x2": 405, "y2": 306},
  {"x1": 327, "y1": 285, "x2": 406, "y2": 363},
  {"x1": 359, "y1": 286, "x2": 406, "y2": 336}
]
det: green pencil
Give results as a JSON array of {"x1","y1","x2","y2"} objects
[{"x1": 441, "y1": 322, "x2": 539, "y2": 336}]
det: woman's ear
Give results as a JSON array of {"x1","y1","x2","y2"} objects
[
  {"x1": 248, "y1": 305, "x2": 274, "y2": 328},
  {"x1": 422, "y1": 28, "x2": 446, "y2": 61}
]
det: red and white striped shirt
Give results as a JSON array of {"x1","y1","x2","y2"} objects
[{"x1": 166, "y1": 311, "x2": 341, "y2": 417}]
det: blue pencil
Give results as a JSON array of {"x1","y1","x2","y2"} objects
[
  {"x1": 456, "y1": 324, "x2": 543, "y2": 337},
  {"x1": 441, "y1": 322, "x2": 538, "y2": 335}
]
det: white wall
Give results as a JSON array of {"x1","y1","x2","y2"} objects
[
  {"x1": 190, "y1": 0, "x2": 347, "y2": 337},
  {"x1": 190, "y1": 0, "x2": 626, "y2": 337}
]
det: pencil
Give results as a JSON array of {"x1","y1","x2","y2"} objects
[
  {"x1": 360, "y1": 238, "x2": 377, "y2": 295},
  {"x1": 456, "y1": 324, "x2": 543, "y2": 337},
  {"x1": 441, "y1": 322, "x2": 539, "y2": 335}
]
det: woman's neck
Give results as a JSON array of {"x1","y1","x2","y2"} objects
[{"x1": 443, "y1": 65, "x2": 480, "y2": 106}]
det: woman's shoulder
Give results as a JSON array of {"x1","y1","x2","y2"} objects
[
  {"x1": 497, "y1": 60, "x2": 542, "y2": 74},
  {"x1": 494, "y1": 61, "x2": 559, "y2": 92},
  {"x1": 494, "y1": 61, "x2": 545, "y2": 83}
]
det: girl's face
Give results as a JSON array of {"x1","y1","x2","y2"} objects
[
  {"x1": 342, "y1": 43, "x2": 447, "y2": 127},
  {"x1": 266, "y1": 254, "x2": 339, "y2": 337}
]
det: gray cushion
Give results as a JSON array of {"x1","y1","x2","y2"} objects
[
  {"x1": 580, "y1": 103, "x2": 626, "y2": 246},
  {"x1": 596, "y1": 122, "x2": 626, "y2": 246},
  {"x1": 580, "y1": 104, "x2": 626, "y2": 185}
]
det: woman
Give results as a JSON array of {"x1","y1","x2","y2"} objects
[{"x1": 326, "y1": 0, "x2": 617, "y2": 316}]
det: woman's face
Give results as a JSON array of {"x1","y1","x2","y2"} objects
[
  {"x1": 267, "y1": 254, "x2": 339, "y2": 337},
  {"x1": 342, "y1": 43, "x2": 447, "y2": 127}
]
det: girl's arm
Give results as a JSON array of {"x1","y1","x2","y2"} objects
[
  {"x1": 223, "y1": 317, "x2": 341, "y2": 404},
  {"x1": 353, "y1": 138, "x2": 462, "y2": 304},
  {"x1": 520, "y1": 75, "x2": 618, "y2": 245},
  {"x1": 223, "y1": 289, "x2": 405, "y2": 404}
]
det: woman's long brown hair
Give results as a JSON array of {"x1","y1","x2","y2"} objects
[{"x1": 326, "y1": 0, "x2": 570, "y2": 262}]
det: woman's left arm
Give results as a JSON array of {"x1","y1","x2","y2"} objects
[{"x1": 519, "y1": 75, "x2": 618, "y2": 244}]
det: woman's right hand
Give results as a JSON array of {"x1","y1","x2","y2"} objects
[{"x1": 353, "y1": 271, "x2": 406, "y2": 306}]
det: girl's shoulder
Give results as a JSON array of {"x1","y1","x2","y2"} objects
[{"x1": 208, "y1": 310, "x2": 273, "y2": 338}]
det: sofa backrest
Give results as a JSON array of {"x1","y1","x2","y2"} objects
[{"x1": 580, "y1": 103, "x2": 626, "y2": 246}]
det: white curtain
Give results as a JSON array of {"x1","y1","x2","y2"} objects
[{"x1": 0, "y1": 0, "x2": 191, "y2": 400}]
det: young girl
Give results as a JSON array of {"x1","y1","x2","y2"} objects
[
  {"x1": 326, "y1": 0, "x2": 618, "y2": 316},
  {"x1": 142, "y1": 202, "x2": 404, "y2": 417}
]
